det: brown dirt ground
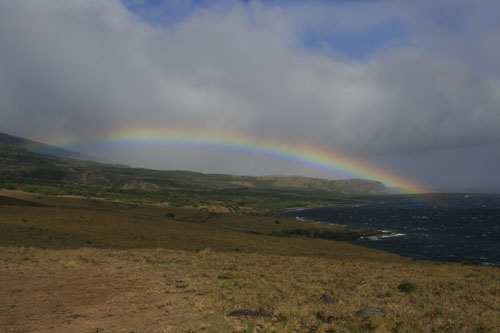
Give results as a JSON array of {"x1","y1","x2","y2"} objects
[{"x1": 0, "y1": 248, "x2": 226, "y2": 332}]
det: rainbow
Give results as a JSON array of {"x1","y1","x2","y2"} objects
[{"x1": 52, "y1": 127, "x2": 426, "y2": 193}]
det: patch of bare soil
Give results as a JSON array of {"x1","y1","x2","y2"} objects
[{"x1": 0, "y1": 249, "x2": 225, "y2": 333}]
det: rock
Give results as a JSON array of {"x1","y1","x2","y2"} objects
[
  {"x1": 355, "y1": 307, "x2": 386, "y2": 318},
  {"x1": 0, "y1": 305, "x2": 16, "y2": 313},
  {"x1": 22, "y1": 218, "x2": 28, "y2": 222},
  {"x1": 318, "y1": 294, "x2": 334, "y2": 304},
  {"x1": 315, "y1": 311, "x2": 334, "y2": 323},
  {"x1": 227, "y1": 309, "x2": 273, "y2": 318},
  {"x1": 121, "y1": 180, "x2": 161, "y2": 191}
]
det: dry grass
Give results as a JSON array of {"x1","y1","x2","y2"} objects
[
  {"x1": 0, "y1": 190, "x2": 499, "y2": 332},
  {"x1": 0, "y1": 190, "x2": 397, "y2": 260},
  {"x1": 1, "y1": 247, "x2": 499, "y2": 332}
]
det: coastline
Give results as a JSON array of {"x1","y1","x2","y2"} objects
[
  {"x1": 279, "y1": 200, "x2": 373, "y2": 214},
  {"x1": 283, "y1": 196, "x2": 500, "y2": 267}
]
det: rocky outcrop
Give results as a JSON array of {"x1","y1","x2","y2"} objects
[
  {"x1": 318, "y1": 294, "x2": 334, "y2": 304},
  {"x1": 355, "y1": 307, "x2": 386, "y2": 318},
  {"x1": 227, "y1": 309, "x2": 273, "y2": 318},
  {"x1": 63, "y1": 171, "x2": 111, "y2": 186},
  {"x1": 121, "y1": 180, "x2": 161, "y2": 192},
  {"x1": 282, "y1": 228, "x2": 383, "y2": 241}
]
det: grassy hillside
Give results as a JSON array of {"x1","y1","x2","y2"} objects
[
  {"x1": 0, "y1": 190, "x2": 384, "y2": 254},
  {"x1": 0, "y1": 142, "x2": 389, "y2": 194},
  {"x1": 0, "y1": 131, "x2": 96, "y2": 161},
  {"x1": 0, "y1": 191, "x2": 498, "y2": 332},
  {"x1": 0, "y1": 142, "x2": 392, "y2": 212}
]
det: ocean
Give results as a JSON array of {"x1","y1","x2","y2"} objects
[{"x1": 283, "y1": 194, "x2": 500, "y2": 267}]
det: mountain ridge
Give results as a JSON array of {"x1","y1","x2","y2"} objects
[
  {"x1": 0, "y1": 131, "x2": 392, "y2": 195},
  {"x1": 0, "y1": 131, "x2": 96, "y2": 162}
]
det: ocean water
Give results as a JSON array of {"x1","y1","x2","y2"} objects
[{"x1": 283, "y1": 194, "x2": 500, "y2": 267}]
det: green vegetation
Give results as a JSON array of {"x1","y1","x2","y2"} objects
[
  {"x1": 0, "y1": 176, "x2": 362, "y2": 213},
  {"x1": 0, "y1": 143, "x2": 390, "y2": 213}
]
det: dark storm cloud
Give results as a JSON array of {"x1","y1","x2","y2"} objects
[{"x1": 1, "y1": 0, "x2": 499, "y2": 189}]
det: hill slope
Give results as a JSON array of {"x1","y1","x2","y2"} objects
[
  {"x1": 0, "y1": 142, "x2": 390, "y2": 195},
  {"x1": 0, "y1": 131, "x2": 95, "y2": 161}
]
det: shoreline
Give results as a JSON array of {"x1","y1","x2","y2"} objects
[
  {"x1": 283, "y1": 200, "x2": 500, "y2": 268},
  {"x1": 279, "y1": 201, "x2": 373, "y2": 214}
]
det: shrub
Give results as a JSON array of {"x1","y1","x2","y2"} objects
[{"x1": 398, "y1": 280, "x2": 417, "y2": 293}]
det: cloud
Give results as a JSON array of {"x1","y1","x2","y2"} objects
[{"x1": 0, "y1": 0, "x2": 499, "y2": 188}]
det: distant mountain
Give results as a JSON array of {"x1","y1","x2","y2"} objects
[
  {"x1": 0, "y1": 133, "x2": 392, "y2": 195},
  {"x1": 0, "y1": 131, "x2": 96, "y2": 162}
]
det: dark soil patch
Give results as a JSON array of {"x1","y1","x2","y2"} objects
[{"x1": 0, "y1": 195, "x2": 45, "y2": 207}]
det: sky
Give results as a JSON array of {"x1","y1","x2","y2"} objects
[{"x1": 1, "y1": 0, "x2": 500, "y2": 192}]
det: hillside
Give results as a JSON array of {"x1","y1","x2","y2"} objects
[
  {"x1": 0, "y1": 144, "x2": 388, "y2": 211},
  {"x1": 0, "y1": 132, "x2": 98, "y2": 161},
  {"x1": 0, "y1": 135, "x2": 390, "y2": 197}
]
